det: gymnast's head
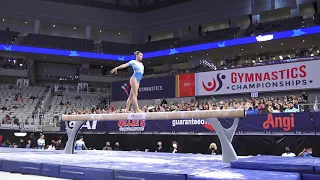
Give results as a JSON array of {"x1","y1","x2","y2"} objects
[{"x1": 134, "y1": 51, "x2": 143, "y2": 61}]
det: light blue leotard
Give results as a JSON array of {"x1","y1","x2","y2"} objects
[{"x1": 127, "y1": 60, "x2": 144, "y2": 83}]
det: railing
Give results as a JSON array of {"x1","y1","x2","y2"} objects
[
  {"x1": 1, "y1": 102, "x2": 319, "y2": 132},
  {"x1": 39, "y1": 87, "x2": 52, "y2": 113},
  {"x1": 173, "y1": 57, "x2": 320, "y2": 75},
  {"x1": 0, "y1": 113, "x2": 62, "y2": 132},
  {"x1": 54, "y1": 85, "x2": 110, "y2": 95},
  {"x1": 0, "y1": 116, "x2": 40, "y2": 131},
  {"x1": 298, "y1": 103, "x2": 320, "y2": 112},
  {"x1": 39, "y1": 113, "x2": 61, "y2": 132},
  {"x1": 83, "y1": 56, "x2": 319, "y2": 79}
]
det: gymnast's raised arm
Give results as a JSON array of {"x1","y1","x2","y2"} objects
[{"x1": 110, "y1": 63, "x2": 129, "y2": 74}]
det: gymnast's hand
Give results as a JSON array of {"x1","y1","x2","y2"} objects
[{"x1": 110, "y1": 68, "x2": 117, "y2": 74}]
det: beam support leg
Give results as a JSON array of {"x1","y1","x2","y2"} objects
[
  {"x1": 205, "y1": 118, "x2": 239, "y2": 163},
  {"x1": 64, "y1": 121, "x2": 86, "y2": 154}
]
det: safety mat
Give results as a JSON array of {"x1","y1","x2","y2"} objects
[
  {"x1": 188, "y1": 168, "x2": 301, "y2": 180},
  {"x1": 0, "y1": 148, "x2": 305, "y2": 180},
  {"x1": 231, "y1": 155, "x2": 317, "y2": 174}
]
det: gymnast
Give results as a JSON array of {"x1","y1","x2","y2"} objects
[{"x1": 111, "y1": 51, "x2": 144, "y2": 113}]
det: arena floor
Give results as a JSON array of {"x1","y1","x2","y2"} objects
[
  {"x1": 0, "y1": 171, "x2": 68, "y2": 179},
  {"x1": 0, "y1": 148, "x2": 318, "y2": 180}
]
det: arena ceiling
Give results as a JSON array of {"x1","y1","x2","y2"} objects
[
  {"x1": 43, "y1": 0, "x2": 195, "y2": 13},
  {"x1": 1, "y1": 33, "x2": 319, "y2": 68}
]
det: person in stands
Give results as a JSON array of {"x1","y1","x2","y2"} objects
[
  {"x1": 37, "y1": 134, "x2": 45, "y2": 149},
  {"x1": 281, "y1": 146, "x2": 295, "y2": 157},
  {"x1": 155, "y1": 141, "x2": 165, "y2": 152},
  {"x1": 285, "y1": 102, "x2": 299, "y2": 113},
  {"x1": 26, "y1": 140, "x2": 31, "y2": 149},
  {"x1": 169, "y1": 141, "x2": 179, "y2": 153},
  {"x1": 103, "y1": 142, "x2": 112, "y2": 150},
  {"x1": 113, "y1": 142, "x2": 122, "y2": 151},
  {"x1": 298, "y1": 147, "x2": 313, "y2": 157},
  {"x1": 246, "y1": 104, "x2": 259, "y2": 115},
  {"x1": 206, "y1": 143, "x2": 219, "y2": 155},
  {"x1": 74, "y1": 136, "x2": 87, "y2": 150}
]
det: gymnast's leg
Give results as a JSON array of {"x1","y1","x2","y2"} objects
[
  {"x1": 125, "y1": 90, "x2": 133, "y2": 113},
  {"x1": 130, "y1": 76, "x2": 142, "y2": 113}
]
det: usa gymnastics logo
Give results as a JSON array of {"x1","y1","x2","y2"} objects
[
  {"x1": 121, "y1": 83, "x2": 130, "y2": 97},
  {"x1": 202, "y1": 73, "x2": 226, "y2": 92}
]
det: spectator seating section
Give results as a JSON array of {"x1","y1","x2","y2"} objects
[
  {"x1": 199, "y1": 27, "x2": 240, "y2": 42},
  {"x1": 0, "y1": 58, "x2": 29, "y2": 70},
  {"x1": 0, "y1": 85, "x2": 46, "y2": 127},
  {"x1": 244, "y1": 16, "x2": 304, "y2": 36},
  {"x1": 180, "y1": 27, "x2": 240, "y2": 47},
  {"x1": 21, "y1": 34, "x2": 95, "y2": 52},
  {"x1": 48, "y1": 93, "x2": 101, "y2": 115},
  {"x1": 100, "y1": 38, "x2": 180, "y2": 54},
  {"x1": 3, "y1": 16, "x2": 307, "y2": 54},
  {"x1": 100, "y1": 41, "x2": 136, "y2": 54},
  {"x1": 138, "y1": 38, "x2": 180, "y2": 52},
  {"x1": 0, "y1": 30, "x2": 20, "y2": 44}
]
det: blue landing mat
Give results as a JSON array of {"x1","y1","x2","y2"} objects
[
  {"x1": 188, "y1": 168, "x2": 301, "y2": 180},
  {"x1": 313, "y1": 159, "x2": 320, "y2": 174},
  {"x1": 59, "y1": 166, "x2": 113, "y2": 180},
  {"x1": 2, "y1": 160, "x2": 42, "y2": 175},
  {"x1": 114, "y1": 170, "x2": 186, "y2": 180},
  {"x1": 231, "y1": 155, "x2": 317, "y2": 173},
  {"x1": 42, "y1": 163, "x2": 60, "y2": 177},
  {"x1": 0, "y1": 148, "x2": 304, "y2": 180},
  {"x1": 302, "y1": 174, "x2": 320, "y2": 180}
]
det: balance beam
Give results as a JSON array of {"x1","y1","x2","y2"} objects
[
  {"x1": 62, "y1": 109, "x2": 244, "y2": 121},
  {"x1": 62, "y1": 109, "x2": 245, "y2": 163}
]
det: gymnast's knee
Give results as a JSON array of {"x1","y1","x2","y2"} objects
[
  {"x1": 128, "y1": 93, "x2": 133, "y2": 99},
  {"x1": 132, "y1": 92, "x2": 138, "y2": 97}
]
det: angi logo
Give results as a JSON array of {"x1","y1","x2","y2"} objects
[
  {"x1": 121, "y1": 83, "x2": 130, "y2": 97},
  {"x1": 263, "y1": 114, "x2": 295, "y2": 132},
  {"x1": 202, "y1": 73, "x2": 226, "y2": 92}
]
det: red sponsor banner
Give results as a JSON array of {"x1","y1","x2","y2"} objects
[
  {"x1": 176, "y1": 74, "x2": 195, "y2": 97},
  {"x1": 118, "y1": 120, "x2": 146, "y2": 132}
]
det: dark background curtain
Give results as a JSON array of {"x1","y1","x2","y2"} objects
[{"x1": 0, "y1": 129, "x2": 317, "y2": 156}]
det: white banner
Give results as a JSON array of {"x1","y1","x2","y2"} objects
[
  {"x1": 23, "y1": 79, "x2": 29, "y2": 87},
  {"x1": 16, "y1": 79, "x2": 23, "y2": 86},
  {"x1": 195, "y1": 61, "x2": 320, "y2": 96},
  {"x1": 251, "y1": 92, "x2": 259, "y2": 97}
]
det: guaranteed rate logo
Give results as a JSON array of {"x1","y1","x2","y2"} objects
[
  {"x1": 202, "y1": 73, "x2": 226, "y2": 92},
  {"x1": 171, "y1": 119, "x2": 215, "y2": 131}
]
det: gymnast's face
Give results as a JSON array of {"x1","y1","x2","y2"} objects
[{"x1": 136, "y1": 53, "x2": 143, "y2": 61}]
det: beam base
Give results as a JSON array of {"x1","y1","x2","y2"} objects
[
  {"x1": 205, "y1": 118, "x2": 239, "y2": 163},
  {"x1": 63, "y1": 118, "x2": 240, "y2": 164},
  {"x1": 64, "y1": 120, "x2": 86, "y2": 154}
]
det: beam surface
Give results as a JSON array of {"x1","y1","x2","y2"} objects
[{"x1": 62, "y1": 109, "x2": 245, "y2": 121}]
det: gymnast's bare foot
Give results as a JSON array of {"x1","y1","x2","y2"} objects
[{"x1": 135, "y1": 109, "x2": 144, "y2": 113}]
